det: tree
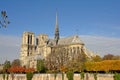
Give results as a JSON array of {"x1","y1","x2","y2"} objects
[
  {"x1": 69, "y1": 47, "x2": 88, "y2": 72},
  {"x1": 66, "y1": 71, "x2": 74, "y2": 80},
  {"x1": 92, "y1": 55, "x2": 102, "y2": 62},
  {"x1": 112, "y1": 55, "x2": 120, "y2": 60},
  {"x1": 8, "y1": 66, "x2": 25, "y2": 73},
  {"x1": 103, "y1": 54, "x2": 114, "y2": 60},
  {"x1": 45, "y1": 46, "x2": 88, "y2": 72},
  {"x1": 85, "y1": 60, "x2": 120, "y2": 72},
  {"x1": 114, "y1": 73, "x2": 120, "y2": 80},
  {"x1": 11, "y1": 59, "x2": 21, "y2": 67},
  {"x1": 25, "y1": 68, "x2": 35, "y2": 73},
  {"x1": 0, "y1": 11, "x2": 10, "y2": 28},
  {"x1": 45, "y1": 47, "x2": 69, "y2": 72},
  {"x1": 26, "y1": 72, "x2": 34, "y2": 80},
  {"x1": 3, "y1": 60, "x2": 11, "y2": 72},
  {"x1": 37, "y1": 59, "x2": 46, "y2": 73}
]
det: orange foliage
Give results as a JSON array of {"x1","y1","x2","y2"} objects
[
  {"x1": 8, "y1": 66, "x2": 35, "y2": 73},
  {"x1": 60, "y1": 66, "x2": 67, "y2": 72},
  {"x1": 8, "y1": 66, "x2": 25, "y2": 73},
  {"x1": 85, "y1": 60, "x2": 120, "y2": 72},
  {"x1": 25, "y1": 68, "x2": 35, "y2": 73}
]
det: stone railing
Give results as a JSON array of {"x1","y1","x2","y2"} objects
[{"x1": 0, "y1": 73, "x2": 114, "y2": 80}]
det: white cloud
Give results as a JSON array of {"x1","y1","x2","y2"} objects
[
  {"x1": 0, "y1": 35, "x2": 21, "y2": 64},
  {"x1": 0, "y1": 34, "x2": 120, "y2": 63},
  {"x1": 80, "y1": 35, "x2": 120, "y2": 56}
]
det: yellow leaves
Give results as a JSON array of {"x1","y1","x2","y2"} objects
[
  {"x1": 85, "y1": 60, "x2": 120, "y2": 72},
  {"x1": 60, "y1": 66, "x2": 67, "y2": 72},
  {"x1": 92, "y1": 55, "x2": 102, "y2": 62}
]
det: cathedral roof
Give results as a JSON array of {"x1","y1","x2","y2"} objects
[
  {"x1": 58, "y1": 35, "x2": 84, "y2": 45},
  {"x1": 47, "y1": 35, "x2": 84, "y2": 46}
]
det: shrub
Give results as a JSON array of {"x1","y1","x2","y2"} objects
[
  {"x1": 2, "y1": 73, "x2": 5, "y2": 80},
  {"x1": 25, "y1": 68, "x2": 35, "y2": 73},
  {"x1": 8, "y1": 66, "x2": 25, "y2": 73},
  {"x1": 80, "y1": 72, "x2": 84, "y2": 80},
  {"x1": 62, "y1": 72, "x2": 64, "y2": 80},
  {"x1": 94, "y1": 73, "x2": 97, "y2": 80},
  {"x1": 66, "y1": 71, "x2": 74, "y2": 80},
  {"x1": 26, "y1": 72, "x2": 34, "y2": 80},
  {"x1": 54, "y1": 72, "x2": 57, "y2": 80},
  {"x1": 114, "y1": 73, "x2": 120, "y2": 80},
  {"x1": 37, "y1": 60, "x2": 46, "y2": 73},
  {"x1": 6, "y1": 74, "x2": 9, "y2": 80}
]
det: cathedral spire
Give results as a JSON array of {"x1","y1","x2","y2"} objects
[{"x1": 54, "y1": 11, "x2": 59, "y2": 45}]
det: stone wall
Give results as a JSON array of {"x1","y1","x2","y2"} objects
[{"x1": 0, "y1": 73, "x2": 114, "y2": 80}]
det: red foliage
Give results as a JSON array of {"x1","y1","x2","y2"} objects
[
  {"x1": 7, "y1": 66, "x2": 35, "y2": 73},
  {"x1": 8, "y1": 66, "x2": 25, "y2": 73},
  {"x1": 25, "y1": 68, "x2": 35, "y2": 73}
]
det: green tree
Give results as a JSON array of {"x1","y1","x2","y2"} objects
[
  {"x1": 37, "y1": 59, "x2": 46, "y2": 73},
  {"x1": 114, "y1": 73, "x2": 120, "y2": 80},
  {"x1": 3, "y1": 60, "x2": 11, "y2": 72},
  {"x1": 66, "y1": 71, "x2": 74, "y2": 80},
  {"x1": 80, "y1": 72, "x2": 84, "y2": 80},
  {"x1": 6, "y1": 74, "x2": 9, "y2": 80},
  {"x1": 94, "y1": 73, "x2": 97, "y2": 80},
  {"x1": 62, "y1": 72, "x2": 64, "y2": 80},
  {"x1": 54, "y1": 72, "x2": 57, "y2": 80},
  {"x1": 26, "y1": 72, "x2": 34, "y2": 80},
  {"x1": 2, "y1": 73, "x2": 5, "y2": 80}
]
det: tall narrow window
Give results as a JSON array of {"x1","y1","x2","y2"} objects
[
  {"x1": 28, "y1": 35, "x2": 30, "y2": 45},
  {"x1": 27, "y1": 46, "x2": 29, "y2": 56},
  {"x1": 30, "y1": 35, "x2": 32, "y2": 45},
  {"x1": 36, "y1": 38, "x2": 39, "y2": 45}
]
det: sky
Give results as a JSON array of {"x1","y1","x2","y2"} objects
[{"x1": 0, "y1": 0, "x2": 120, "y2": 63}]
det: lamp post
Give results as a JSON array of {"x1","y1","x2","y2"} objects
[{"x1": 0, "y1": 11, "x2": 10, "y2": 28}]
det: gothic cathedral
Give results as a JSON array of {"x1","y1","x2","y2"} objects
[{"x1": 20, "y1": 12, "x2": 95, "y2": 69}]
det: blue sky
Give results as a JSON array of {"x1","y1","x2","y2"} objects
[
  {"x1": 0, "y1": 0, "x2": 120, "y2": 63},
  {"x1": 0, "y1": 0, "x2": 120, "y2": 37}
]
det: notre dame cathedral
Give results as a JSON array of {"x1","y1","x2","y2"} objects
[{"x1": 20, "y1": 12, "x2": 95, "y2": 69}]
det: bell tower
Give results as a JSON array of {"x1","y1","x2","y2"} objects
[{"x1": 20, "y1": 32, "x2": 35, "y2": 67}]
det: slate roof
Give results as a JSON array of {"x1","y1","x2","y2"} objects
[
  {"x1": 58, "y1": 35, "x2": 84, "y2": 45},
  {"x1": 47, "y1": 35, "x2": 84, "y2": 46}
]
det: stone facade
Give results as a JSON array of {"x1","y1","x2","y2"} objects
[{"x1": 20, "y1": 12, "x2": 95, "y2": 69}]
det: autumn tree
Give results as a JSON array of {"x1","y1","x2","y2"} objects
[
  {"x1": 3, "y1": 60, "x2": 11, "y2": 72},
  {"x1": 103, "y1": 54, "x2": 114, "y2": 60},
  {"x1": 67, "y1": 48, "x2": 87, "y2": 72},
  {"x1": 45, "y1": 47, "x2": 69, "y2": 72},
  {"x1": 8, "y1": 66, "x2": 25, "y2": 73},
  {"x1": 112, "y1": 55, "x2": 120, "y2": 60},
  {"x1": 45, "y1": 46, "x2": 88, "y2": 72},
  {"x1": 92, "y1": 55, "x2": 102, "y2": 62},
  {"x1": 85, "y1": 60, "x2": 120, "y2": 72},
  {"x1": 25, "y1": 68, "x2": 35, "y2": 73},
  {"x1": 45, "y1": 49, "x2": 56, "y2": 72},
  {"x1": 11, "y1": 59, "x2": 21, "y2": 67}
]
